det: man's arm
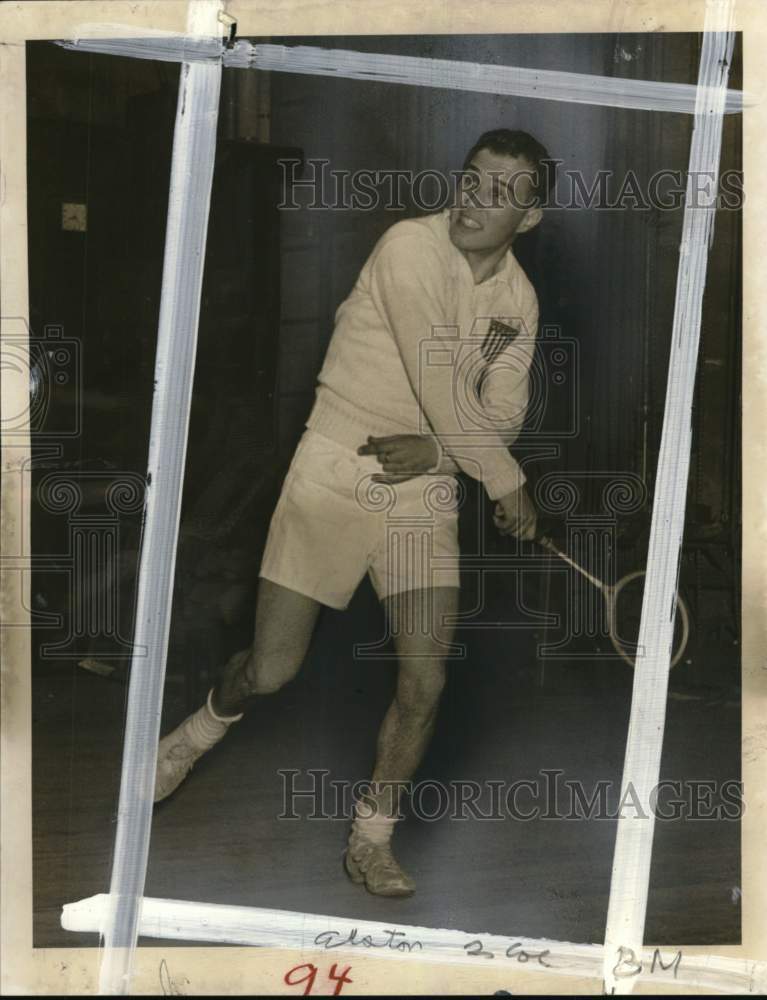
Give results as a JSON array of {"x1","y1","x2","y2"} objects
[
  {"x1": 369, "y1": 234, "x2": 526, "y2": 501},
  {"x1": 427, "y1": 302, "x2": 538, "y2": 473},
  {"x1": 390, "y1": 300, "x2": 537, "y2": 485},
  {"x1": 479, "y1": 301, "x2": 538, "y2": 436}
]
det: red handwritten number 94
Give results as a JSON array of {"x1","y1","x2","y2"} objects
[{"x1": 284, "y1": 963, "x2": 354, "y2": 996}]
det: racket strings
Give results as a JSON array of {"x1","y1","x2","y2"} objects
[{"x1": 538, "y1": 535, "x2": 690, "y2": 668}]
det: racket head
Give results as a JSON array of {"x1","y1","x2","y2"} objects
[{"x1": 609, "y1": 569, "x2": 691, "y2": 669}]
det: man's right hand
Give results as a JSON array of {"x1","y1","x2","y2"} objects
[{"x1": 493, "y1": 484, "x2": 537, "y2": 540}]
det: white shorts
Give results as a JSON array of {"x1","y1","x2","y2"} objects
[{"x1": 259, "y1": 429, "x2": 461, "y2": 609}]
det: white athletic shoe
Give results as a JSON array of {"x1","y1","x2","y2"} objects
[
  {"x1": 154, "y1": 690, "x2": 242, "y2": 803},
  {"x1": 344, "y1": 829, "x2": 416, "y2": 897}
]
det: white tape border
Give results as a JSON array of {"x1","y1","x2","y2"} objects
[
  {"x1": 602, "y1": 0, "x2": 737, "y2": 994},
  {"x1": 56, "y1": 26, "x2": 748, "y2": 114},
  {"x1": 96, "y1": 1, "x2": 224, "y2": 995},
  {"x1": 247, "y1": 41, "x2": 746, "y2": 115},
  {"x1": 64, "y1": 893, "x2": 767, "y2": 995}
]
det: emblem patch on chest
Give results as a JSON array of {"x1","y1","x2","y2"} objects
[{"x1": 481, "y1": 318, "x2": 520, "y2": 364}]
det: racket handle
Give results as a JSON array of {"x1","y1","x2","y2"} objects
[
  {"x1": 534, "y1": 535, "x2": 562, "y2": 556},
  {"x1": 533, "y1": 512, "x2": 564, "y2": 551},
  {"x1": 535, "y1": 533, "x2": 559, "y2": 554}
]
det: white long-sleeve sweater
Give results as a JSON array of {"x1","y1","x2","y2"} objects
[{"x1": 306, "y1": 208, "x2": 539, "y2": 500}]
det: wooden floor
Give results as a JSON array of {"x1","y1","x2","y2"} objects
[{"x1": 33, "y1": 577, "x2": 741, "y2": 950}]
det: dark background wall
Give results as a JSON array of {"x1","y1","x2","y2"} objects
[
  {"x1": 262, "y1": 32, "x2": 741, "y2": 693},
  {"x1": 27, "y1": 32, "x2": 743, "y2": 951},
  {"x1": 26, "y1": 33, "x2": 741, "y2": 697},
  {"x1": 267, "y1": 33, "x2": 740, "y2": 531}
]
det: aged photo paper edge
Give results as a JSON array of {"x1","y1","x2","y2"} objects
[{"x1": 1, "y1": 0, "x2": 765, "y2": 994}]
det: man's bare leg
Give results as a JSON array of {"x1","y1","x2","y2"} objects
[
  {"x1": 369, "y1": 585, "x2": 458, "y2": 813},
  {"x1": 212, "y1": 579, "x2": 322, "y2": 714},
  {"x1": 154, "y1": 579, "x2": 321, "y2": 802},
  {"x1": 345, "y1": 585, "x2": 458, "y2": 895}
]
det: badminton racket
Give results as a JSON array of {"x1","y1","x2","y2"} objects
[{"x1": 535, "y1": 532, "x2": 690, "y2": 669}]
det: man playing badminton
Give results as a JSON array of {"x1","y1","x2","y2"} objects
[{"x1": 154, "y1": 128, "x2": 554, "y2": 897}]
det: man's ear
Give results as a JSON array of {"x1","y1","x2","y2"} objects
[{"x1": 518, "y1": 206, "x2": 543, "y2": 234}]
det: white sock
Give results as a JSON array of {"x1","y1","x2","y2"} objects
[
  {"x1": 183, "y1": 689, "x2": 243, "y2": 750},
  {"x1": 351, "y1": 798, "x2": 401, "y2": 847},
  {"x1": 206, "y1": 688, "x2": 244, "y2": 723}
]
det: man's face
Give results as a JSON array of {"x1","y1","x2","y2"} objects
[{"x1": 448, "y1": 147, "x2": 542, "y2": 254}]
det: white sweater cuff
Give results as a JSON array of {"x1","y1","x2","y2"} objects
[{"x1": 482, "y1": 463, "x2": 526, "y2": 501}]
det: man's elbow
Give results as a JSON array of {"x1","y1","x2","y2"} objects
[{"x1": 481, "y1": 404, "x2": 527, "y2": 438}]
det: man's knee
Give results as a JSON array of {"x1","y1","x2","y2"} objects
[
  {"x1": 386, "y1": 587, "x2": 458, "y2": 651},
  {"x1": 240, "y1": 647, "x2": 300, "y2": 696}
]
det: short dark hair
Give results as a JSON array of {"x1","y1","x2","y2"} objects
[{"x1": 462, "y1": 129, "x2": 557, "y2": 205}]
